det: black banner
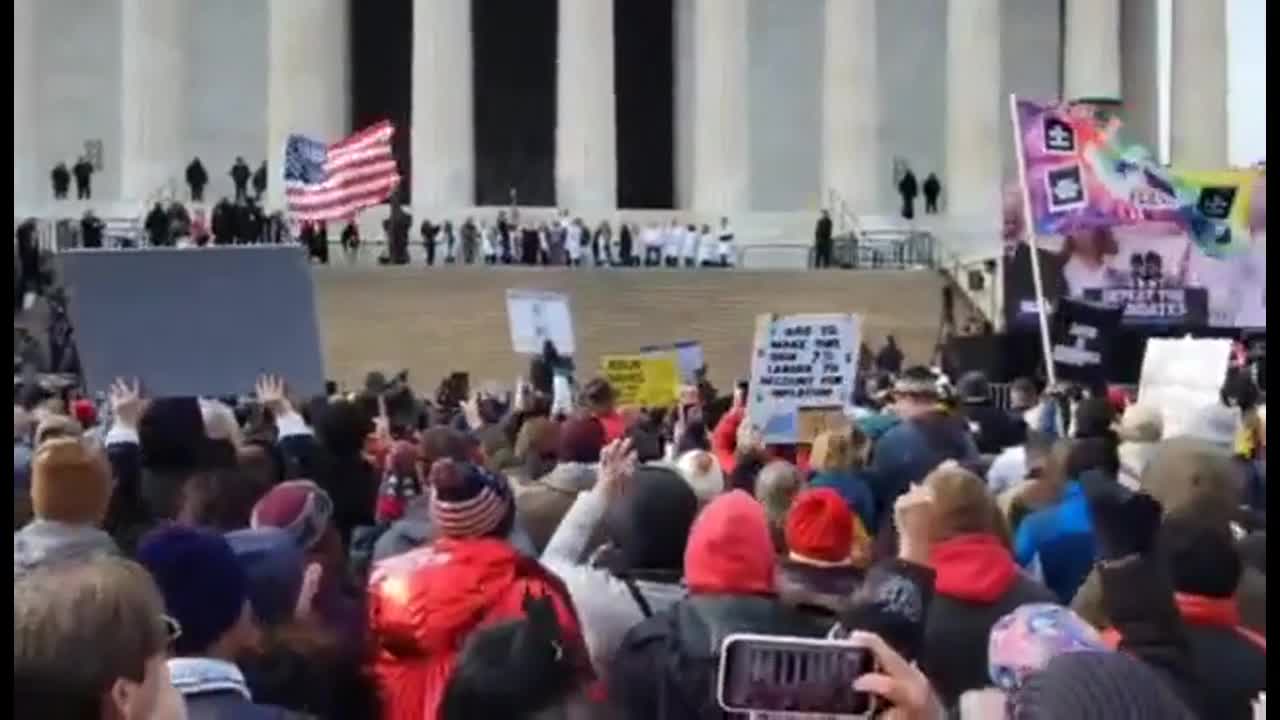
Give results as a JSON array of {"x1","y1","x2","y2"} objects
[{"x1": 1049, "y1": 297, "x2": 1124, "y2": 384}]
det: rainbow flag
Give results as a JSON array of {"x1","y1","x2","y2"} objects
[{"x1": 1012, "y1": 99, "x2": 1258, "y2": 256}]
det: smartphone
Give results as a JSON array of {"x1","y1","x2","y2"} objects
[{"x1": 717, "y1": 633, "x2": 877, "y2": 718}]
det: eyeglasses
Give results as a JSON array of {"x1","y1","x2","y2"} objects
[{"x1": 161, "y1": 614, "x2": 182, "y2": 646}]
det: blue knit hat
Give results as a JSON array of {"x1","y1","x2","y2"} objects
[
  {"x1": 137, "y1": 525, "x2": 247, "y2": 656},
  {"x1": 226, "y1": 527, "x2": 305, "y2": 628}
]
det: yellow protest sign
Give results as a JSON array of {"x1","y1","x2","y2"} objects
[{"x1": 600, "y1": 354, "x2": 680, "y2": 408}]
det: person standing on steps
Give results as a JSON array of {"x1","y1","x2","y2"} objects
[
  {"x1": 814, "y1": 208, "x2": 834, "y2": 268},
  {"x1": 252, "y1": 161, "x2": 267, "y2": 202},
  {"x1": 898, "y1": 166, "x2": 918, "y2": 220},
  {"x1": 923, "y1": 172, "x2": 941, "y2": 214},
  {"x1": 73, "y1": 156, "x2": 95, "y2": 200},
  {"x1": 185, "y1": 157, "x2": 208, "y2": 202},
  {"x1": 50, "y1": 162, "x2": 71, "y2": 200},
  {"x1": 229, "y1": 157, "x2": 251, "y2": 203}
]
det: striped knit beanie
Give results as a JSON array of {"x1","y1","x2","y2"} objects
[{"x1": 429, "y1": 459, "x2": 513, "y2": 539}]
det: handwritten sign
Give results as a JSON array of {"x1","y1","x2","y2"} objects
[
  {"x1": 506, "y1": 289, "x2": 575, "y2": 355},
  {"x1": 1139, "y1": 337, "x2": 1233, "y2": 437},
  {"x1": 748, "y1": 313, "x2": 860, "y2": 443},
  {"x1": 601, "y1": 354, "x2": 680, "y2": 407}
]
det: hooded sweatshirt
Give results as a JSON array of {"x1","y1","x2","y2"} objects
[
  {"x1": 367, "y1": 537, "x2": 591, "y2": 720},
  {"x1": 920, "y1": 533, "x2": 1058, "y2": 705},
  {"x1": 13, "y1": 519, "x2": 118, "y2": 579},
  {"x1": 683, "y1": 489, "x2": 776, "y2": 595}
]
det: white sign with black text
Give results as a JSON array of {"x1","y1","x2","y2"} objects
[{"x1": 748, "y1": 313, "x2": 860, "y2": 443}]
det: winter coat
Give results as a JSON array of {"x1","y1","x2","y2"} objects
[
  {"x1": 367, "y1": 537, "x2": 591, "y2": 720},
  {"x1": 920, "y1": 533, "x2": 1057, "y2": 706},
  {"x1": 608, "y1": 595, "x2": 826, "y2": 720},
  {"x1": 1013, "y1": 481, "x2": 1095, "y2": 604},
  {"x1": 775, "y1": 557, "x2": 864, "y2": 620},
  {"x1": 514, "y1": 461, "x2": 598, "y2": 554},
  {"x1": 868, "y1": 411, "x2": 978, "y2": 528},
  {"x1": 14, "y1": 519, "x2": 119, "y2": 579},
  {"x1": 541, "y1": 487, "x2": 687, "y2": 674},
  {"x1": 1100, "y1": 592, "x2": 1265, "y2": 720},
  {"x1": 370, "y1": 495, "x2": 537, "y2": 563},
  {"x1": 808, "y1": 469, "x2": 876, "y2": 533},
  {"x1": 957, "y1": 402, "x2": 1027, "y2": 455},
  {"x1": 169, "y1": 657, "x2": 303, "y2": 720}
]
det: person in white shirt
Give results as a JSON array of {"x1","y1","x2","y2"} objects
[
  {"x1": 642, "y1": 223, "x2": 662, "y2": 267},
  {"x1": 566, "y1": 218, "x2": 584, "y2": 267},
  {"x1": 698, "y1": 224, "x2": 717, "y2": 267},
  {"x1": 717, "y1": 216, "x2": 735, "y2": 267},
  {"x1": 681, "y1": 223, "x2": 699, "y2": 268},
  {"x1": 480, "y1": 221, "x2": 497, "y2": 265},
  {"x1": 663, "y1": 220, "x2": 681, "y2": 268}
]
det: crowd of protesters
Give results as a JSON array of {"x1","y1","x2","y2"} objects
[{"x1": 13, "y1": 333, "x2": 1267, "y2": 718}]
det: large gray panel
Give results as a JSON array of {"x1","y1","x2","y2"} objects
[
  {"x1": 747, "y1": 0, "x2": 823, "y2": 211},
  {"x1": 58, "y1": 246, "x2": 325, "y2": 397},
  {"x1": 1001, "y1": 0, "x2": 1063, "y2": 184}
]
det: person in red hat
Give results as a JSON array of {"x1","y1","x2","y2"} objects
[{"x1": 776, "y1": 487, "x2": 869, "y2": 619}]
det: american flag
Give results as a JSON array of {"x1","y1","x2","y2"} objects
[{"x1": 284, "y1": 120, "x2": 400, "y2": 222}]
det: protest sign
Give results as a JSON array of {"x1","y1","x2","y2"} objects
[
  {"x1": 506, "y1": 289, "x2": 574, "y2": 355},
  {"x1": 747, "y1": 313, "x2": 860, "y2": 443},
  {"x1": 639, "y1": 340, "x2": 704, "y2": 383},
  {"x1": 1138, "y1": 337, "x2": 1233, "y2": 437},
  {"x1": 1049, "y1": 296, "x2": 1122, "y2": 384},
  {"x1": 601, "y1": 354, "x2": 680, "y2": 407},
  {"x1": 57, "y1": 246, "x2": 325, "y2": 397}
]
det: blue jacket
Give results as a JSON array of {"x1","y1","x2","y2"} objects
[
  {"x1": 868, "y1": 412, "x2": 977, "y2": 529},
  {"x1": 1013, "y1": 482, "x2": 1096, "y2": 604},
  {"x1": 809, "y1": 469, "x2": 876, "y2": 532}
]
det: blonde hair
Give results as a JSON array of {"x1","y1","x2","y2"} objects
[
  {"x1": 924, "y1": 465, "x2": 1010, "y2": 546},
  {"x1": 810, "y1": 427, "x2": 869, "y2": 472}
]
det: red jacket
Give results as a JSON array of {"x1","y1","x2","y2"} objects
[
  {"x1": 711, "y1": 407, "x2": 812, "y2": 477},
  {"x1": 367, "y1": 537, "x2": 591, "y2": 719}
]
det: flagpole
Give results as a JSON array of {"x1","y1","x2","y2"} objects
[{"x1": 1008, "y1": 93, "x2": 1058, "y2": 388}]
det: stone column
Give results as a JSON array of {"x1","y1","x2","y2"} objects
[
  {"x1": 266, "y1": 0, "x2": 350, "y2": 212},
  {"x1": 1120, "y1": 0, "x2": 1160, "y2": 151},
  {"x1": 555, "y1": 0, "x2": 617, "y2": 212},
  {"x1": 945, "y1": 0, "x2": 1003, "y2": 228},
  {"x1": 412, "y1": 0, "x2": 474, "y2": 212},
  {"x1": 1170, "y1": 0, "x2": 1228, "y2": 168},
  {"x1": 13, "y1": 0, "x2": 36, "y2": 209},
  {"x1": 690, "y1": 0, "x2": 749, "y2": 214},
  {"x1": 821, "y1": 0, "x2": 879, "y2": 214},
  {"x1": 1063, "y1": 0, "x2": 1121, "y2": 102},
  {"x1": 120, "y1": 0, "x2": 186, "y2": 204}
]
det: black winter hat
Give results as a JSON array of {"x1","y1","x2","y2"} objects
[
  {"x1": 603, "y1": 465, "x2": 699, "y2": 574},
  {"x1": 1159, "y1": 514, "x2": 1242, "y2": 599},
  {"x1": 1012, "y1": 651, "x2": 1197, "y2": 719}
]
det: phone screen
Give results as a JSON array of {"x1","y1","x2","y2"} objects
[{"x1": 719, "y1": 635, "x2": 874, "y2": 717}]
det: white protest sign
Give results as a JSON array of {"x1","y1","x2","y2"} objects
[
  {"x1": 506, "y1": 289, "x2": 575, "y2": 355},
  {"x1": 748, "y1": 313, "x2": 861, "y2": 443},
  {"x1": 1138, "y1": 337, "x2": 1233, "y2": 438}
]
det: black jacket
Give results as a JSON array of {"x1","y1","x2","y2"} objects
[
  {"x1": 609, "y1": 594, "x2": 827, "y2": 719},
  {"x1": 958, "y1": 402, "x2": 1027, "y2": 455},
  {"x1": 775, "y1": 558, "x2": 863, "y2": 621},
  {"x1": 186, "y1": 159, "x2": 208, "y2": 188},
  {"x1": 231, "y1": 161, "x2": 251, "y2": 188},
  {"x1": 80, "y1": 216, "x2": 104, "y2": 248},
  {"x1": 73, "y1": 160, "x2": 93, "y2": 185},
  {"x1": 815, "y1": 216, "x2": 832, "y2": 244}
]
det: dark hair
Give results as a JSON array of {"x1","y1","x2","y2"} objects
[
  {"x1": 1159, "y1": 514, "x2": 1242, "y2": 598},
  {"x1": 316, "y1": 399, "x2": 373, "y2": 457},
  {"x1": 1064, "y1": 437, "x2": 1119, "y2": 479},
  {"x1": 180, "y1": 465, "x2": 271, "y2": 531},
  {"x1": 15, "y1": 557, "x2": 169, "y2": 719},
  {"x1": 440, "y1": 595, "x2": 582, "y2": 720}
]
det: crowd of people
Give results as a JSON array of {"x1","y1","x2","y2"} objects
[{"x1": 12, "y1": 326, "x2": 1266, "y2": 718}]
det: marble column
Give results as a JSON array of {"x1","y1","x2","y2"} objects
[
  {"x1": 266, "y1": 0, "x2": 350, "y2": 212},
  {"x1": 120, "y1": 0, "x2": 186, "y2": 204},
  {"x1": 945, "y1": 0, "x2": 1003, "y2": 228},
  {"x1": 1063, "y1": 0, "x2": 1121, "y2": 102},
  {"x1": 673, "y1": 0, "x2": 696, "y2": 209},
  {"x1": 690, "y1": 0, "x2": 749, "y2": 214},
  {"x1": 412, "y1": 0, "x2": 474, "y2": 212},
  {"x1": 821, "y1": 0, "x2": 880, "y2": 214},
  {"x1": 1120, "y1": 0, "x2": 1160, "y2": 151},
  {"x1": 1170, "y1": 0, "x2": 1228, "y2": 168},
  {"x1": 13, "y1": 0, "x2": 36, "y2": 209},
  {"x1": 555, "y1": 0, "x2": 617, "y2": 212}
]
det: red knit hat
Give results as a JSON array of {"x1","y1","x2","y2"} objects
[
  {"x1": 784, "y1": 488, "x2": 854, "y2": 563},
  {"x1": 71, "y1": 399, "x2": 97, "y2": 428},
  {"x1": 683, "y1": 490, "x2": 776, "y2": 595}
]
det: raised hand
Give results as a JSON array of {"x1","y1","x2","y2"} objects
[
  {"x1": 109, "y1": 378, "x2": 146, "y2": 428},
  {"x1": 598, "y1": 438, "x2": 637, "y2": 498},
  {"x1": 894, "y1": 483, "x2": 936, "y2": 566},
  {"x1": 254, "y1": 374, "x2": 293, "y2": 416}
]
